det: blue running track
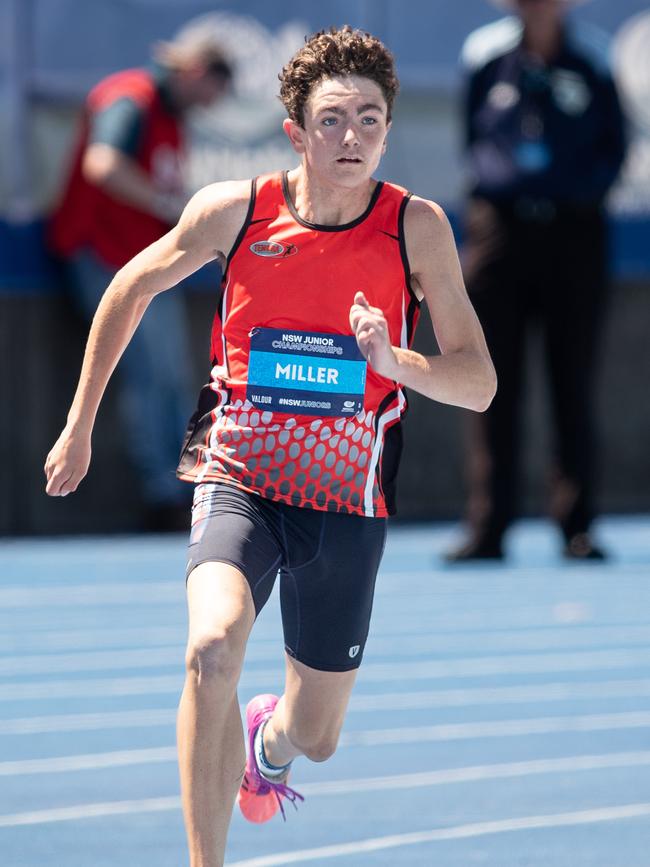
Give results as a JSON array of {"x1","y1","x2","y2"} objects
[{"x1": 1, "y1": 517, "x2": 650, "y2": 866}]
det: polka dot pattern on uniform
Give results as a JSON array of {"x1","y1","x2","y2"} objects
[{"x1": 196, "y1": 402, "x2": 401, "y2": 515}]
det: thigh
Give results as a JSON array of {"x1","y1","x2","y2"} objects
[
  {"x1": 279, "y1": 507, "x2": 387, "y2": 672},
  {"x1": 186, "y1": 560, "x2": 256, "y2": 651},
  {"x1": 187, "y1": 483, "x2": 284, "y2": 616}
]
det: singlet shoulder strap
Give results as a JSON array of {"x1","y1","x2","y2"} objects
[
  {"x1": 368, "y1": 180, "x2": 412, "y2": 238},
  {"x1": 223, "y1": 173, "x2": 285, "y2": 273},
  {"x1": 372, "y1": 181, "x2": 419, "y2": 306},
  {"x1": 250, "y1": 172, "x2": 285, "y2": 221}
]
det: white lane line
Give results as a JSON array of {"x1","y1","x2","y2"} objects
[
  {"x1": 4, "y1": 645, "x2": 650, "y2": 683},
  {"x1": 2, "y1": 577, "x2": 648, "y2": 612},
  {"x1": 0, "y1": 626, "x2": 185, "y2": 653},
  {"x1": 0, "y1": 796, "x2": 181, "y2": 827},
  {"x1": 0, "y1": 708, "x2": 178, "y2": 735},
  {"x1": 368, "y1": 625, "x2": 650, "y2": 655},
  {"x1": 349, "y1": 678, "x2": 650, "y2": 711},
  {"x1": 359, "y1": 648, "x2": 650, "y2": 682},
  {"x1": 3, "y1": 711, "x2": 650, "y2": 776},
  {"x1": 0, "y1": 674, "x2": 183, "y2": 701},
  {"x1": 338, "y1": 710, "x2": 650, "y2": 747},
  {"x1": 297, "y1": 750, "x2": 650, "y2": 796},
  {"x1": 7, "y1": 606, "x2": 650, "y2": 641},
  {"x1": 2, "y1": 752, "x2": 650, "y2": 827},
  {"x1": 4, "y1": 678, "x2": 650, "y2": 735},
  {"x1": 0, "y1": 747, "x2": 177, "y2": 776},
  {"x1": 6, "y1": 643, "x2": 650, "y2": 701},
  {"x1": 5, "y1": 623, "x2": 650, "y2": 655},
  {"x1": 0, "y1": 646, "x2": 181, "y2": 676},
  {"x1": 225, "y1": 802, "x2": 650, "y2": 866},
  {"x1": 0, "y1": 583, "x2": 182, "y2": 608}
]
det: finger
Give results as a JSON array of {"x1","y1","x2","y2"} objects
[
  {"x1": 62, "y1": 472, "x2": 84, "y2": 495},
  {"x1": 355, "y1": 315, "x2": 383, "y2": 336},
  {"x1": 351, "y1": 311, "x2": 377, "y2": 335},
  {"x1": 46, "y1": 470, "x2": 73, "y2": 497},
  {"x1": 357, "y1": 327, "x2": 377, "y2": 344},
  {"x1": 350, "y1": 302, "x2": 371, "y2": 319},
  {"x1": 354, "y1": 291, "x2": 370, "y2": 308}
]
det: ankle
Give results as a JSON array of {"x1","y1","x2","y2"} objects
[{"x1": 255, "y1": 721, "x2": 292, "y2": 779}]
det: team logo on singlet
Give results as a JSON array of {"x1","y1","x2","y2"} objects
[{"x1": 250, "y1": 240, "x2": 299, "y2": 258}]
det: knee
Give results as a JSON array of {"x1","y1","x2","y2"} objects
[
  {"x1": 286, "y1": 724, "x2": 340, "y2": 763},
  {"x1": 185, "y1": 630, "x2": 243, "y2": 688}
]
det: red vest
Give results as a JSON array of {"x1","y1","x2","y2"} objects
[
  {"x1": 178, "y1": 172, "x2": 421, "y2": 518},
  {"x1": 49, "y1": 68, "x2": 183, "y2": 269}
]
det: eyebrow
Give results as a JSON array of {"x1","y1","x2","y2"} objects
[{"x1": 317, "y1": 103, "x2": 384, "y2": 116}]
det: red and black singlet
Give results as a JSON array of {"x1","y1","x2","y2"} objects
[{"x1": 178, "y1": 171, "x2": 420, "y2": 517}]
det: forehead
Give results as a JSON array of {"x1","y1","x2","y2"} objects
[{"x1": 306, "y1": 75, "x2": 387, "y2": 114}]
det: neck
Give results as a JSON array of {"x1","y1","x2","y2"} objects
[
  {"x1": 286, "y1": 166, "x2": 377, "y2": 226},
  {"x1": 163, "y1": 70, "x2": 189, "y2": 115},
  {"x1": 522, "y1": 19, "x2": 563, "y2": 63}
]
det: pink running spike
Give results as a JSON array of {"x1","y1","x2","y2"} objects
[{"x1": 237, "y1": 693, "x2": 304, "y2": 823}]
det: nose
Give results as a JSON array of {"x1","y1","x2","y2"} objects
[{"x1": 342, "y1": 124, "x2": 360, "y2": 147}]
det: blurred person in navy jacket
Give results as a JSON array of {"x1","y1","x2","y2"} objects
[{"x1": 447, "y1": 0, "x2": 626, "y2": 561}]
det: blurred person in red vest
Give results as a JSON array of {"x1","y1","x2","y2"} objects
[
  {"x1": 447, "y1": 0, "x2": 626, "y2": 561},
  {"x1": 49, "y1": 25, "x2": 232, "y2": 530}
]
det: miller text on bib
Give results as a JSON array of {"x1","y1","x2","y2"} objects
[{"x1": 247, "y1": 327, "x2": 367, "y2": 417}]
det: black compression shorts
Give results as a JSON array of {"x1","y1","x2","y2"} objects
[{"x1": 186, "y1": 482, "x2": 387, "y2": 672}]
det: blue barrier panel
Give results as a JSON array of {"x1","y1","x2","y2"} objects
[
  {"x1": 0, "y1": 219, "x2": 222, "y2": 294},
  {"x1": 0, "y1": 219, "x2": 60, "y2": 294},
  {"x1": 611, "y1": 216, "x2": 650, "y2": 280},
  {"x1": 1, "y1": 215, "x2": 648, "y2": 295}
]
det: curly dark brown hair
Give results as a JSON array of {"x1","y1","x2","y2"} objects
[{"x1": 279, "y1": 26, "x2": 399, "y2": 127}]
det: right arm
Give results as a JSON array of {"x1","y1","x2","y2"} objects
[
  {"x1": 83, "y1": 97, "x2": 184, "y2": 221},
  {"x1": 83, "y1": 143, "x2": 185, "y2": 222},
  {"x1": 44, "y1": 179, "x2": 251, "y2": 496}
]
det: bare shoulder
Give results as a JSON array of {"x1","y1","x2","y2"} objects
[
  {"x1": 186, "y1": 178, "x2": 252, "y2": 219},
  {"x1": 403, "y1": 195, "x2": 459, "y2": 278},
  {"x1": 176, "y1": 178, "x2": 253, "y2": 261},
  {"x1": 404, "y1": 195, "x2": 454, "y2": 249}
]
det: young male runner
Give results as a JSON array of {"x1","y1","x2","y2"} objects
[{"x1": 45, "y1": 26, "x2": 496, "y2": 867}]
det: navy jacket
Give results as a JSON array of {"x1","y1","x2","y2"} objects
[{"x1": 462, "y1": 16, "x2": 627, "y2": 206}]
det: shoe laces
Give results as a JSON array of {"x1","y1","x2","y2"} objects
[
  {"x1": 243, "y1": 765, "x2": 304, "y2": 821},
  {"x1": 246, "y1": 710, "x2": 304, "y2": 821}
]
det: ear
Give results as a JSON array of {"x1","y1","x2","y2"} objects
[{"x1": 282, "y1": 118, "x2": 306, "y2": 155}]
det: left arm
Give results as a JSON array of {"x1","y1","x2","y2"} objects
[
  {"x1": 581, "y1": 72, "x2": 627, "y2": 203},
  {"x1": 349, "y1": 196, "x2": 496, "y2": 412}
]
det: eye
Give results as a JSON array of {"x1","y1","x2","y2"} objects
[
  {"x1": 322, "y1": 116, "x2": 338, "y2": 126},
  {"x1": 361, "y1": 116, "x2": 378, "y2": 125}
]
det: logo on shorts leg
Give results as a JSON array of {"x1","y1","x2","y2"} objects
[{"x1": 348, "y1": 645, "x2": 360, "y2": 659}]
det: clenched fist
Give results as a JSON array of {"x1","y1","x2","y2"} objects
[
  {"x1": 349, "y1": 291, "x2": 398, "y2": 380},
  {"x1": 44, "y1": 428, "x2": 92, "y2": 497}
]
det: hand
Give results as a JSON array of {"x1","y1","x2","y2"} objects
[
  {"x1": 44, "y1": 427, "x2": 92, "y2": 497},
  {"x1": 349, "y1": 291, "x2": 398, "y2": 379}
]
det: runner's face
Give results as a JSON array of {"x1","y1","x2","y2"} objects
[{"x1": 289, "y1": 75, "x2": 390, "y2": 187}]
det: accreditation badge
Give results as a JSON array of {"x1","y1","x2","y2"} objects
[{"x1": 246, "y1": 327, "x2": 367, "y2": 417}]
